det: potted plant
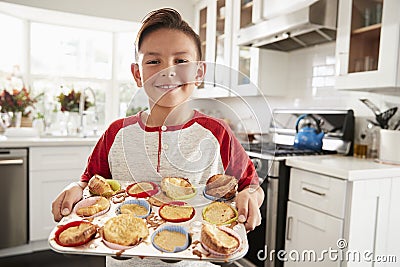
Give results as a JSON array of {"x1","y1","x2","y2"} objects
[
  {"x1": 0, "y1": 88, "x2": 42, "y2": 127},
  {"x1": 57, "y1": 89, "x2": 93, "y2": 112},
  {"x1": 56, "y1": 88, "x2": 93, "y2": 135}
]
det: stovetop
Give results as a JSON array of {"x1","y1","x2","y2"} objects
[{"x1": 242, "y1": 142, "x2": 337, "y2": 157}]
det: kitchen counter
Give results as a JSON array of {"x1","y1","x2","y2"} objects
[
  {"x1": 286, "y1": 155, "x2": 400, "y2": 181},
  {"x1": 0, "y1": 135, "x2": 99, "y2": 147}
]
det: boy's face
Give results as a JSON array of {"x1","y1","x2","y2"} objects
[{"x1": 132, "y1": 28, "x2": 205, "y2": 109}]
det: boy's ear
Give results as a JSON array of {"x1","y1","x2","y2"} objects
[
  {"x1": 195, "y1": 62, "x2": 206, "y2": 86},
  {"x1": 131, "y1": 63, "x2": 143, "y2": 87}
]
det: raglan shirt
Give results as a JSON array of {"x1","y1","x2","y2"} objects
[
  {"x1": 81, "y1": 110, "x2": 258, "y2": 190},
  {"x1": 80, "y1": 110, "x2": 258, "y2": 267}
]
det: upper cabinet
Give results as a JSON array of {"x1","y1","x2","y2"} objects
[
  {"x1": 193, "y1": 0, "x2": 288, "y2": 97},
  {"x1": 335, "y1": 0, "x2": 400, "y2": 91},
  {"x1": 193, "y1": 0, "x2": 231, "y2": 98}
]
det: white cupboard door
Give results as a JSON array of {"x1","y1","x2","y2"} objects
[
  {"x1": 387, "y1": 178, "x2": 400, "y2": 265},
  {"x1": 335, "y1": 0, "x2": 400, "y2": 90},
  {"x1": 285, "y1": 201, "x2": 342, "y2": 267},
  {"x1": 29, "y1": 169, "x2": 84, "y2": 241},
  {"x1": 345, "y1": 179, "x2": 392, "y2": 267}
]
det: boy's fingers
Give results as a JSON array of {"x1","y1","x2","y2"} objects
[
  {"x1": 51, "y1": 192, "x2": 66, "y2": 222},
  {"x1": 237, "y1": 196, "x2": 249, "y2": 223},
  {"x1": 61, "y1": 190, "x2": 77, "y2": 216},
  {"x1": 244, "y1": 199, "x2": 261, "y2": 231}
]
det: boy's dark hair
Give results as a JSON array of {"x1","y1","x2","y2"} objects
[{"x1": 135, "y1": 8, "x2": 202, "y2": 61}]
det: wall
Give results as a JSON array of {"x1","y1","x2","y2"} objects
[
  {"x1": 0, "y1": 0, "x2": 195, "y2": 25},
  {"x1": 195, "y1": 42, "x2": 400, "y2": 143}
]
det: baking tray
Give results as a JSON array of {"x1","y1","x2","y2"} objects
[{"x1": 48, "y1": 181, "x2": 249, "y2": 262}]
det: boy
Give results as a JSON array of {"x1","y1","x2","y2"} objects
[{"x1": 52, "y1": 8, "x2": 264, "y2": 267}]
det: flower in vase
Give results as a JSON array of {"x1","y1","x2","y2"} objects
[
  {"x1": 0, "y1": 87, "x2": 42, "y2": 117},
  {"x1": 57, "y1": 89, "x2": 93, "y2": 112}
]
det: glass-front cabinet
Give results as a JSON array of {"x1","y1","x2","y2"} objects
[
  {"x1": 194, "y1": 0, "x2": 287, "y2": 97},
  {"x1": 336, "y1": 0, "x2": 400, "y2": 90},
  {"x1": 193, "y1": 0, "x2": 231, "y2": 97},
  {"x1": 230, "y1": 0, "x2": 263, "y2": 96}
]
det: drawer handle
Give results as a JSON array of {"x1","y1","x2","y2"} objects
[
  {"x1": 286, "y1": 216, "x2": 293, "y2": 241},
  {"x1": 0, "y1": 159, "x2": 24, "y2": 165},
  {"x1": 302, "y1": 187, "x2": 326, "y2": 196}
]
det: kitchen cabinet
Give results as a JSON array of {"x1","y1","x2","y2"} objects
[
  {"x1": 285, "y1": 163, "x2": 398, "y2": 267},
  {"x1": 262, "y1": 0, "x2": 318, "y2": 20},
  {"x1": 29, "y1": 146, "x2": 93, "y2": 241},
  {"x1": 335, "y1": 0, "x2": 400, "y2": 91},
  {"x1": 193, "y1": 0, "x2": 231, "y2": 98},
  {"x1": 193, "y1": 0, "x2": 288, "y2": 97},
  {"x1": 285, "y1": 168, "x2": 345, "y2": 266},
  {"x1": 285, "y1": 202, "x2": 342, "y2": 267}
]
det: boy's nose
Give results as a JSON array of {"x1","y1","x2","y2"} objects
[
  {"x1": 161, "y1": 69, "x2": 176, "y2": 77},
  {"x1": 160, "y1": 64, "x2": 177, "y2": 77}
]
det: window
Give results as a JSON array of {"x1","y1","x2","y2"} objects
[
  {"x1": 0, "y1": 4, "x2": 143, "y2": 132},
  {"x1": 31, "y1": 23, "x2": 113, "y2": 79},
  {"x1": 0, "y1": 13, "x2": 24, "y2": 89}
]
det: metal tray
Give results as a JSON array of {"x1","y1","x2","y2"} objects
[{"x1": 48, "y1": 181, "x2": 249, "y2": 262}]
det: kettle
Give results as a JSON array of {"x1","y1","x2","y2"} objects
[{"x1": 294, "y1": 114, "x2": 325, "y2": 151}]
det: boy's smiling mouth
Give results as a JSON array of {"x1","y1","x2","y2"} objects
[{"x1": 155, "y1": 84, "x2": 183, "y2": 90}]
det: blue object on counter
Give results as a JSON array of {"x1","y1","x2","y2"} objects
[{"x1": 294, "y1": 114, "x2": 324, "y2": 151}]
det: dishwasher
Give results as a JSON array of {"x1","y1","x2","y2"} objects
[{"x1": 0, "y1": 148, "x2": 28, "y2": 249}]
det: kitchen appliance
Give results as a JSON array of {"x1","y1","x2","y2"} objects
[
  {"x1": 294, "y1": 114, "x2": 324, "y2": 151},
  {"x1": 240, "y1": 109, "x2": 354, "y2": 267},
  {"x1": 0, "y1": 148, "x2": 28, "y2": 249},
  {"x1": 237, "y1": 0, "x2": 338, "y2": 51}
]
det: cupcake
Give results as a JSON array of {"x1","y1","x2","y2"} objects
[
  {"x1": 126, "y1": 182, "x2": 159, "y2": 198},
  {"x1": 202, "y1": 202, "x2": 238, "y2": 225},
  {"x1": 204, "y1": 174, "x2": 238, "y2": 200},
  {"x1": 152, "y1": 225, "x2": 190, "y2": 253},
  {"x1": 160, "y1": 177, "x2": 196, "y2": 200},
  {"x1": 103, "y1": 214, "x2": 149, "y2": 247},
  {"x1": 88, "y1": 174, "x2": 115, "y2": 197},
  {"x1": 116, "y1": 199, "x2": 151, "y2": 218},
  {"x1": 158, "y1": 201, "x2": 195, "y2": 223},
  {"x1": 74, "y1": 196, "x2": 110, "y2": 218},
  {"x1": 55, "y1": 221, "x2": 97, "y2": 247},
  {"x1": 200, "y1": 223, "x2": 241, "y2": 255}
]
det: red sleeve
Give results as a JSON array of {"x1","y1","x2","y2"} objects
[
  {"x1": 194, "y1": 114, "x2": 258, "y2": 191},
  {"x1": 80, "y1": 118, "x2": 124, "y2": 182}
]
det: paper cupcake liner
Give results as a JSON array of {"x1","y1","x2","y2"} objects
[
  {"x1": 73, "y1": 196, "x2": 110, "y2": 218},
  {"x1": 168, "y1": 187, "x2": 197, "y2": 200},
  {"x1": 151, "y1": 225, "x2": 190, "y2": 253},
  {"x1": 115, "y1": 199, "x2": 151, "y2": 218},
  {"x1": 200, "y1": 226, "x2": 242, "y2": 256},
  {"x1": 102, "y1": 238, "x2": 137, "y2": 251},
  {"x1": 202, "y1": 188, "x2": 235, "y2": 201}
]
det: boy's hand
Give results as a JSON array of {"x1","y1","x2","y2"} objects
[
  {"x1": 51, "y1": 182, "x2": 85, "y2": 222},
  {"x1": 236, "y1": 186, "x2": 264, "y2": 231}
]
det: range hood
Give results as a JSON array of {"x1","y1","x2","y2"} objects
[{"x1": 237, "y1": 0, "x2": 338, "y2": 51}]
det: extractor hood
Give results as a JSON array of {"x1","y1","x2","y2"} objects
[{"x1": 237, "y1": 0, "x2": 338, "y2": 51}]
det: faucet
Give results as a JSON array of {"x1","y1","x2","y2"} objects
[{"x1": 78, "y1": 87, "x2": 98, "y2": 136}]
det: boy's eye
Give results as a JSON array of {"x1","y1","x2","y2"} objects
[
  {"x1": 175, "y1": 59, "x2": 188, "y2": 64},
  {"x1": 146, "y1": 60, "x2": 160, "y2": 64}
]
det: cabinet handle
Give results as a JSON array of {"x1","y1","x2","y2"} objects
[
  {"x1": 302, "y1": 186, "x2": 326, "y2": 196},
  {"x1": 286, "y1": 216, "x2": 293, "y2": 241},
  {"x1": 0, "y1": 159, "x2": 24, "y2": 165}
]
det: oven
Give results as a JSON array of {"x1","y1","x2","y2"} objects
[{"x1": 239, "y1": 109, "x2": 354, "y2": 267}]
